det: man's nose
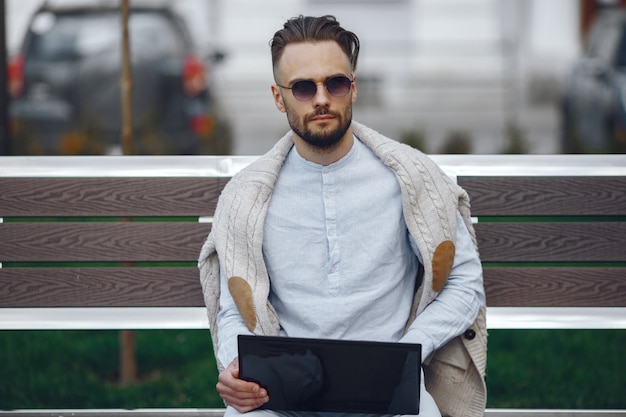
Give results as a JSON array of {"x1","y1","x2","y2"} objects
[{"x1": 311, "y1": 82, "x2": 331, "y2": 106}]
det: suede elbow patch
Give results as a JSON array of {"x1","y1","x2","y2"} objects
[
  {"x1": 227, "y1": 276, "x2": 256, "y2": 332},
  {"x1": 432, "y1": 240, "x2": 455, "y2": 292}
]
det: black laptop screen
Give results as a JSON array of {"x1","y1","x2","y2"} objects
[{"x1": 238, "y1": 335, "x2": 421, "y2": 414}]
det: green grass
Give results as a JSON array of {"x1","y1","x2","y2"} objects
[
  {"x1": 0, "y1": 330, "x2": 222, "y2": 409},
  {"x1": 486, "y1": 329, "x2": 625, "y2": 409},
  {"x1": 0, "y1": 329, "x2": 624, "y2": 409}
]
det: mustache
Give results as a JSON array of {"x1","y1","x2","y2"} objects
[{"x1": 305, "y1": 108, "x2": 340, "y2": 122}]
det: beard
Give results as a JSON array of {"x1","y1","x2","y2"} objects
[{"x1": 287, "y1": 105, "x2": 352, "y2": 151}]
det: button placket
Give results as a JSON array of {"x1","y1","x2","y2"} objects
[{"x1": 322, "y1": 168, "x2": 340, "y2": 295}]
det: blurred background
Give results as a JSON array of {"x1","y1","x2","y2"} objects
[
  {"x1": 1, "y1": 0, "x2": 625, "y2": 410},
  {"x1": 3, "y1": 0, "x2": 626, "y2": 156}
]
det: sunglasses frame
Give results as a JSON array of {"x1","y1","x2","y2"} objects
[{"x1": 276, "y1": 75, "x2": 354, "y2": 101}]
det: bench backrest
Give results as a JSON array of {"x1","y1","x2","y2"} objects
[
  {"x1": 0, "y1": 157, "x2": 256, "y2": 325},
  {"x1": 1, "y1": 155, "x2": 625, "y2": 329},
  {"x1": 463, "y1": 175, "x2": 626, "y2": 308}
]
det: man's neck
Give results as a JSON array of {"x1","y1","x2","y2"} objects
[{"x1": 293, "y1": 128, "x2": 355, "y2": 166}]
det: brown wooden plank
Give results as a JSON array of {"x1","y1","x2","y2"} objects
[
  {"x1": 458, "y1": 176, "x2": 626, "y2": 216},
  {"x1": 0, "y1": 177, "x2": 229, "y2": 217},
  {"x1": 0, "y1": 267, "x2": 204, "y2": 307},
  {"x1": 475, "y1": 222, "x2": 626, "y2": 262},
  {"x1": 0, "y1": 222, "x2": 211, "y2": 262},
  {"x1": 484, "y1": 267, "x2": 626, "y2": 307},
  {"x1": 3, "y1": 265, "x2": 623, "y2": 308}
]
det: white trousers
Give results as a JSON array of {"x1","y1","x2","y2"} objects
[{"x1": 222, "y1": 381, "x2": 442, "y2": 417}]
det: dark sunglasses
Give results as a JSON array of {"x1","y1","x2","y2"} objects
[{"x1": 277, "y1": 75, "x2": 354, "y2": 101}]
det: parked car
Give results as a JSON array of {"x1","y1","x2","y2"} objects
[
  {"x1": 7, "y1": 2, "x2": 231, "y2": 155},
  {"x1": 560, "y1": 8, "x2": 626, "y2": 153}
]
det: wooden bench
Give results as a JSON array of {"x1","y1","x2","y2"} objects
[{"x1": 1, "y1": 154, "x2": 625, "y2": 417}]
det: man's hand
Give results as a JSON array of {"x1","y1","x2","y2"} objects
[{"x1": 216, "y1": 357, "x2": 269, "y2": 413}]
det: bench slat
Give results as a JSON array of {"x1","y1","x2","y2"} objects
[
  {"x1": 0, "y1": 178, "x2": 228, "y2": 217},
  {"x1": 3, "y1": 266, "x2": 622, "y2": 308},
  {"x1": 4, "y1": 222, "x2": 623, "y2": 264},
  {"x1": 484, "y1": 267, "x2": 626, "y2": 307},
  {"x1": 0, "y1": 223, "x2": 211, "y2": 262},
  {"x1": 475, "y1": 222, "x2": 626, "y2": 262},
  {"x1": 0, "y1": 409, "x2": 625, "y2": 417},
  {"x1": 0, "y1": 267, "x2": 204, "y2": 307},
  {"x1": 458, "y1": 176, "x2": 626, "y2": 216}
]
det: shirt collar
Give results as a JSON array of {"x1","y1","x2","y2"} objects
[{"x1": 290, "y1": 134, "x2": 361, "y2": 172}]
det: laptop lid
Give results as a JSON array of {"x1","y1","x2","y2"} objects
[{"x1": 237, "y1": 334, "x2": 421, "y2": 414}]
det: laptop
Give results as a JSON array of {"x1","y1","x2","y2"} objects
[{"x1": 238, "y1": 334, "x2": 421, "y2": 414}]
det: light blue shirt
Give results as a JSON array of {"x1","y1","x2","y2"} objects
[{"x1": 216, "y1": 138, "x2": 484, "y2": 367}]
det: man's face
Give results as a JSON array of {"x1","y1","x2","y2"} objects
[{"x1": 272, "y1": 41, "x2": 357, "y2": 151}]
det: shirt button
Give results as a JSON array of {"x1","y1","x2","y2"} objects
[
  {"x1": 464, "y1": 329, "x2": 476, "y2": 340},
  {"x1": 328, "y1": 229, "x2": 335, "y2": 236}
]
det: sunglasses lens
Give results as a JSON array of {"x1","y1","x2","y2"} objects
[
  {"x1": 326, "y1": 76, "x2": 352, "y2": 97},
  {"x1": 291, "y1": 80, "x2": 317, "y2": 101},
  {"x1": 288, "y1": 76, "x2": 352, "y2": 101}
]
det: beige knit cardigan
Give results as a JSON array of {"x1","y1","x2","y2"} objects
[{"x1": 198, "y1": 121, "x2": 487, "y2": 417}]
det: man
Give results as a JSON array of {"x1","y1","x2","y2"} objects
[{"x1": 199, "y1": 15, "x2": 487, "y2": 417}]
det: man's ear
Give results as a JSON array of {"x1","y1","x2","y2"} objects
[
  {"x1": 271, "y1": 85, "x2": 286, "y2": 113},
  {"x1": 351, "y1": 74, "x2": 357, "y2": 103}
]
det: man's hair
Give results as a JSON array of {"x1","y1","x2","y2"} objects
[{"x1": 270, "y1": 15, "x2": 360, "y2": 76}]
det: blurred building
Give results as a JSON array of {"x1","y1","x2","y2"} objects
[
  {"x1": 202, "y1": 0, "x2": 582, "y2": 154},
  {"x1": 6, "y1": 0, "x2": 620, "y2": 154}
]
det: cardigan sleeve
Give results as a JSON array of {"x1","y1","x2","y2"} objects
[
  {"x1": 400, "y1": 211, "x2": 485, "y2": 360},
  {"x1": 215, "y1": 268, "x2": 254, "y2": 368}
]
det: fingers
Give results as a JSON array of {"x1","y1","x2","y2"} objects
[{"x1": 216, "y1": 358, "x2": 269, "y2": 413}]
